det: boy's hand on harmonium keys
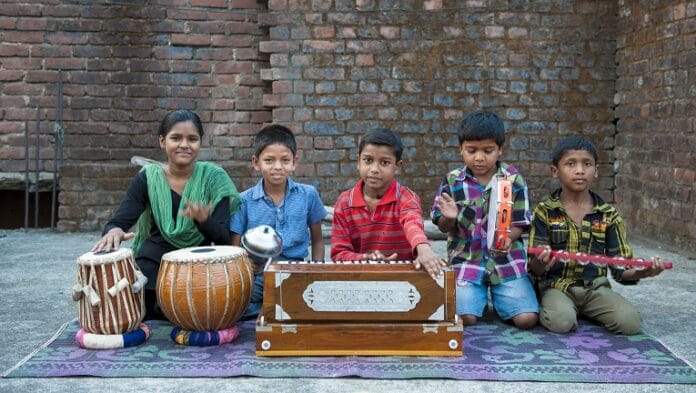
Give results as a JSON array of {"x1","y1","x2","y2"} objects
[
  {"x1": 413, "y1": 244, "x2": 448, "y2": 279},
  {"x1": 363, "y1": 251, "x2": 398, "y2": 261}
]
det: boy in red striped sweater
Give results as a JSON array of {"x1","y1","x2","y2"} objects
[{"x1": 330, "y1": 128, "x2": 447, "y2": 278}]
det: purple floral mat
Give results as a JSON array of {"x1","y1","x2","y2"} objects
[{"x1": 4, "y1": 319, "x2": 696, "y2": 383}]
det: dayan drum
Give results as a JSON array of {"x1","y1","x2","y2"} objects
[
  {"x1": 487, "y1": 175, "x2": 513, "y2": 254},
  {"x1": 157, "y1": 246, "x2": 254, "y2": 332},
  {"x1": 73, "y1": 248, "x2": 147, "y2": 335}
]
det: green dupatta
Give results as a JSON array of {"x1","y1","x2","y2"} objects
[{"x1": 131, "y1": 161, "x2": 240, "y2": 255}]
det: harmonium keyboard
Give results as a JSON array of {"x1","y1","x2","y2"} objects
[{"x1": 255, "y1": 260, "x2": 463, "y2": 356}]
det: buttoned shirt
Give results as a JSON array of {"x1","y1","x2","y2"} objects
[
  {"x1": 331, "y1": 180, "x2": 429, "y2": 261},
  {"x1": 231, "y1": 178, "x2": 327, "y2": 260},
  {"x1": 431, "y1": 162, "x2": 532, "y2": 285},
  {"x1": 529, "y1": 188, "x2": 635, "y2": 291}
]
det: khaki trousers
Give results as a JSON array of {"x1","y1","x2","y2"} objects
[{"x1": 539, "y1": 278, "x2": 642, "y2": 335}]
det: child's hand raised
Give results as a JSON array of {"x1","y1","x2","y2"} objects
[
  {"x1": 180, "y1": 198, "x2": 212, "y2": 224},
  {"x1": 436, "y1": 193, "x2": 458, "y2": 220}
]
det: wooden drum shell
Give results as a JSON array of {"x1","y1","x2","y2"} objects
[
  {"x1": 156, "y1": 246, "x2": 254, "y2": 332},
  {"x1": 76, "y1": 248, "x2": 145, "y2": 335}
]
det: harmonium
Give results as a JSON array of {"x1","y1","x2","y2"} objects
[{"x1": 255, "y1": 260, "x2": 463, "y2": 356}]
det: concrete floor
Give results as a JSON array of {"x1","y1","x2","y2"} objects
[{"x1": 0, "y1": 229, "x2": 694, "y2": 392}]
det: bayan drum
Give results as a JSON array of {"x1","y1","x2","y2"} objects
[{"x1": 157, "y1": 246, "x2": 254, "y2": 335}]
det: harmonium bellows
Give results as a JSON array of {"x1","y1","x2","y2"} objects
[{"x1": 256, "y1": 260, "x2": 463, "y2": 357}]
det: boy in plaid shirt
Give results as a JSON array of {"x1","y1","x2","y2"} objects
[
  {"x1": 431, "y1": 111, "x2": 538, "y2": 329},
  {"x1": 528, "y1": 135, "x2": 664, "y2": 335}
]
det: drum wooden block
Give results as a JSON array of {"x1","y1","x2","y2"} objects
[
  {"x1": 256, "y1": 319, "x2": 463, "y2": 356},
  {"x1": 75, "y1": 248, "x2": 145, "y2": 335},
  {"x1": 262, "y1": 260, "x2": 455, "y2": 323},
  {"x1": 157, "y1": 246, "x2": 254, "y2": 332}
]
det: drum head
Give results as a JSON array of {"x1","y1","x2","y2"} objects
[
  {"x1": 77, "y1": 248, "x2": 133, "y2": 266},
  {"x1": 162, "y1": 245, "x2": 246, "y2": 263}
]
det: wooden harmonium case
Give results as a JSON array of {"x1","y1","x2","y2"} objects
[{"x1": 262, "y1": 260, "x2": 456, "y2": 323}]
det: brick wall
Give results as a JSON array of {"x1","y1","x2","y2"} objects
[
  {"x1": 615, "y1": 1, "x2": 696, "y2": 257},
  {"x1": 260, "y1": 0, "x2": 619, "y2": 211},
  {"x1": 0, "y1": 1, "x2": 271, "y2": 231},
  {"x1": 7, "y1": 1, "x2": 676, "y2": 248}
]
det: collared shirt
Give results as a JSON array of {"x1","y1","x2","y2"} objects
[
  {"x1": 529, "y1": 188, "x2": 635, "y2": 291},
  {"x1": 231, "y1": 178, "x2": 327, "y2": 260},
  {"x1": 331, "y1": 179, "x2": 429, "y2": 261},
  {"x1": 431, "y1": 162, "x2": 532, "y2": 285}
]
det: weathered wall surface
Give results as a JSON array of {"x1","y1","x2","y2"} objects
[
  {"x1": 259, "y1": 0, "x2": 618, "y2": 211},
  {"x1": 615, "y1": 1, "x2": 696, "y2": 256},
  {"x1": 10, "y1": 0, "x2": 693, "y2": 258},
  {"x1": 0, "y1": 1, "x2": 270, "y2": 231}
]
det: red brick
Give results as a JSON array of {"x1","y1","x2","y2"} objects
[
  {"x1": 0, "y1": 4, "x2": 42, "y2": 17},
  {"x1": 3, "y1": 31, "x2": 44, "y2": 43},
  {"x1": 192, "y1": 0, "x2": 227, "y2": 7},
  {"x1": 268, "y1": 0, "x2": 287, "y2": 11},
  {"x1": 0, "y1": 71, "x2": 25, "y2": 82},
  {"x1": 259, "y1": 40, "x2": 300, "y2": 53},
  {"x1": 272, "y1": 108, "x2": 293, "y2": 121},
  {"x1": 227, "y1": 22, "x2": 260, "y2": 34},
  {"x1": 231, "y1": 0, "x2": 259, "y2": 8},
  {"x1": 212, "y1": 35, "x2": 252, "y2": 47},
  {"x1": 216, "y1": 61, "x2": 253, "y2": 73},
  {"x1": 46, "y1": 58, "x2": 85, "y2": 70},
  {"x1": 46, "y1": 32, "x2": 87, "y2": 44},
  {"x1": 167, "y1": 9, "x2": 208, "y2": 20},
  {"x1": 2, "y1": 58, "x2": 42, "y2": 70},
  {"x1": 172, "y1": 34, "x2": 211, "y2": 46},
  {"x1": 250, "y1": 111, "x2": 272, "y2": 123},
  {"x1": 273, "y1": 81, "x2": 293, "y2": 94},
  {"x1": 230, "y1": 123, "x2": 261, "y2": 135}
]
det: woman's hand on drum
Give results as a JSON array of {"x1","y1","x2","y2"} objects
[
  {"x1": 180, "y1": 199, "x2": 212, "y2": 224},
  {"x1": 91, "y1": 227, "x2": 135, "y2": 252}
]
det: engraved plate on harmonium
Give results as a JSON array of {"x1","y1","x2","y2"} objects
[{"x1": 262, "y1": 260, "x2": 455, "y2": 323}]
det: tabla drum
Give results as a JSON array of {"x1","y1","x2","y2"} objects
[
  {"x1": 73, "y1": 248, "x2": 147, "y2": 335},
  {"x1": 157, "y1": 246, "x2": 254, "y2": 332}
]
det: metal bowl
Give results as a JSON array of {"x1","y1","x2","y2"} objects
[{"x1": 241, "y1": 225, "x2": 282, "y2": 261}]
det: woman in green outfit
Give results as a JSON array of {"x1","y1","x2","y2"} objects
[{"x1": 92, "y1": 109, "x2": 240, "y2": 320}]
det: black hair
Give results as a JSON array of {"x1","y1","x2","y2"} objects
[
  {"x1": 458, "y1": 111, "x2": 505, "y2": 146},
  {"x1": 159, "y1": 109, "x2": 204, "y2": 138},
  {"x1": 358, "y1": 128, "x2": 404, "y2": 161},
  {"x1": 253, "y1": 124, "x2": 297, "y2": 157},
  {"x1": 550, "y1": 135, "x2": 599, "y2": 166}
]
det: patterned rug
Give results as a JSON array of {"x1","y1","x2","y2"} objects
[{"x1": 4, "y1": 319, "x2": 696, "y2": 383}]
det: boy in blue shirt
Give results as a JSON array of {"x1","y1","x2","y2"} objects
[{"x1": 231, "y1": 125, "x2": 327, "y2": 319}]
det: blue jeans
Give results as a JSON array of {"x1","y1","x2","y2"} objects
[{"x1": 456, "y1": 276, "x2": 539, "y2": 320}]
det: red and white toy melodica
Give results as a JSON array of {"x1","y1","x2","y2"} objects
[{"x1": 526, "y1": 247, "x2": 673, "y2": 270}]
